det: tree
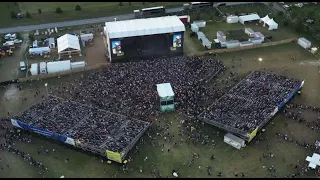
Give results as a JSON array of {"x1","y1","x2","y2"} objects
[
  {"x1": 56, "y1": 7, "x2": 63, "y2": 14},
  {"x1": 75, "y1": 5, "x2": 82, "y2": 11},
  {"x1": 13, "y1": 2, "x2": 18, "y2": 6},
  {"x1": 142, "y1": 2, "x2": 145, "y2": 5},
  {"x1": 283, "y1": 21, "x2": 289, "y2": 26},
  {"x1": 290, "y1": 10, "x2": 298, "y2": 19},
  {"x1": 129, "y1": 2, "x2": 131, "y2": 5},
  {"x1": 195, "y1": 13, "x2": 200, "y2": 21},
  {"x1": 307, "y1": 11, "x2": 315, "y2": 19},
  {"x1": 119, "y1": 2, "x2": 123, "y2": 6},
  {"x1": 235, "y1": 10, "x2": 239, "y2": 16},
  {"x1": 26, "y1": 11, "x2": 31, "y2": 18},
  {"x1": 215, "y1": 11, "x2": 220, "y2": 16},
  {"x1": 10, "y1": 11, "x2": 16, "y2": 19},
  {"x1": 38, "y1": 8, "x2": 42, "y2": 14}
]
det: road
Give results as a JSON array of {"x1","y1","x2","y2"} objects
[{"x1": 0, "y1": 2, "x2": 261, "y2": 34}]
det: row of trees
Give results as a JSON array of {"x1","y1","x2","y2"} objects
[{"x1": 10, "y1": 5, "x2": 83, "y2": 19}]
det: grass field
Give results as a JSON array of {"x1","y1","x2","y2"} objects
[
  {"x1": 0, "y1": 42, "x2": 319, "y2": 178},
  {"x1": 218, "y1": 3, "x2": 273, "y2": 17},
  {"x1": 0, "y1": 2, "x2": 185, "y2": 27}
]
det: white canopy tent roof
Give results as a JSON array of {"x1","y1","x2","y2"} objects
[
  {"x1": 260, "y1": 15, "x2": 271, "y2": 24},
  {"x1": 156, "y1": 83, "x2": 174, "y2": 98},
  {"x1": 239, "y1": 14, "x2": 260, "y2": 25},
  {"x1": 305, "y1": 153, "x2": 320, "y2": 169},
  {"x1": 265, "y1": 18, "x2": 278, "y2": 30},
  {"x1": 105, "y1": 16, "x2": 185, "y2": 39},
  {"x1": 57, "y1": 34, "x2": 81, "y2": 54}
]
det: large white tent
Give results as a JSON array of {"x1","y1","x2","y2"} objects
[
  {"x1": 265, "y1": 19, "x2": 278, "y2": 30},
  {"x1": 104, "y1": 16, "x2": 185, "y2": 39},
  {"x1": 259, "y1": 15, "x2": 271, "y2": 26},
  {"x1": 57, "y1": 34, "x2": 81, "y2": 58},
  {"x1": 305, "y1": 153, "x2": 320, "y2": 169},
  {"x1": 238, "y1": 14, "x2": 260, "y2": 25}
]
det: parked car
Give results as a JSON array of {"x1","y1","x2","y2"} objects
[
  {"x1": 306, "y1": 19, "x2": 314, "y2": 24},
  {"x1": 20, "y1": 61, "x2": 26, "y2": 71}
]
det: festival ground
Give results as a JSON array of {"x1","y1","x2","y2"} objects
[{"x1": 0, "y1": 42, "x2": 318, "y2": 178}]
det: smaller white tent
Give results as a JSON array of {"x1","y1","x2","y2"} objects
[
  {"x1": 238, "y1": 14, "x2": 260, "y2": 25},
  {"x1": 226, "y1": 16, "x2": 239, "y2": 24},
  {"x1": 57, "y1": 34, "x2": 81, "y2": 57},
  {"x1": 298, "y1": 37, "x2": 311, "y2": 49},
  {"x1": 305, "y1": 153, "x2": 320, "y2": 169},
  {"x1": 265, "y1": 19, "x2": 278, "y2": 30},
  {"x1": 259, "y1": 15, "x2": 271, "y2": 25}
]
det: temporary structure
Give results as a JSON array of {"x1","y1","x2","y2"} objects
[
  {"x1": 197, "y1": 31, "x2": 206, "y2": 40},
  {"x1": 29, "y1": 47, "x2": 51, "y2": 56},
  {"x1": 226, "y1": 40, "x2": 240, "y2": 49},
  {"x1": 217, "y1": 31, "x2": 226, "y2": 40},
  {"x1": 191, "y1": 23, "x2": 199, "y2": 32},
  {"x1": 30, "y1": 63, "x2": 38, "y2": 76},
  {"x1": 311, "y1": 47, "x2": 318, "y2": 54},
  {"x1": 259, "y1": 15, "x2": 271, "y2": 25},
  {"x1": 297, "y1": 37, "x2": 311, "y2": 49},
  {"x1": 71, "y1": 61, "x2": 86, "y2": 69},
  {"x1": 240, "y1": 41, "x2": 253, "y2": 47},
  {"x1": 201, "y1": 37, "x2": 212, "y2": 49},
  {"x1": 193, "y1": 20, "x2": 206, "y2": 28},
  {"x1": 244, "y1": 28, "x2": 255, "y2": 37},
  {"x1": 218, "y1": 36, "x2": 226, "y2": 47},
  {"x1": 249, "y1": 37, "x2": 263, "y2": 45},
  {"x1": 80, "y1": 33, "x2": 94, "y2": 42},
  {"x1": 305, "y1": 153, "x2": 320, "y2": 169},
  {"x1": 226, "y1": 16, "x2": 239, "y2": 24},
  {"x1": 265, "y1": 18, "x2": 278, "y2": 30},
  {"x1": 57, "y1": 34, "x2": 81, "y2": 58},
  {"x1": 238, "y1": 14, "x2": 260, "y2": 25},
  {"x1": 254, "y1": 32, "x2": 265, "y2": 42},
  {"x1": 47, "y1": 60, "x2": 71, "y2": 74},
  {"x1": 224, "y1": 133, "x2": 245, "y2": 150}
]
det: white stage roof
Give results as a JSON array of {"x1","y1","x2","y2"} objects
[
  {"x1": 105, "y1": 16, "x2": 185, "y2": 39},
  {"x1": 57, "y1": 34, "x2": 81, "y2": 54}
]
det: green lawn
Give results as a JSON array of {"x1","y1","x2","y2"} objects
[
  {"x1": 218, "y1": 3, "x2": 273, "y2": 17},
  {"x1": 0, "y1": 42, "x2": 319, "y2": 178},
  {"x1": 0, "y1": 2, "x2": 185, "y2": 27}
]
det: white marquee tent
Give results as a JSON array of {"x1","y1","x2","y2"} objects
[
  {"x1": 57, "y1": 34, "x2": 81, "y2": 58},
  {"x1": 104, "y1": 16, "x2": 185, "y2": 39},
  {"x1": 259, "y1": 15, "x2": 271, "y2": 25},
  {"x1": 238, "y1": 14, "x2": 260, "y2": 25},
  {"x1": 265, "y1": 19, "x2": 278, "y2": 30},
  {"x1": 305, "y1": 153, "x2": 320, "y2": 169}
]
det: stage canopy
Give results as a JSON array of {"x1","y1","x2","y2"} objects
[
  {"x1": 105, "y1": 16, "x2": 186, "y2": 39},
  {"x1": 57, "y1": 34, "x2": 81, "y2": 54}
]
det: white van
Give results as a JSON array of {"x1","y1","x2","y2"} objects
[{"x1": 20, "y1": 61, "x2": 26, "y2": 71}]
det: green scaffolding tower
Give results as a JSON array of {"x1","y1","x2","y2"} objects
[{"x1": 156, "y1": 83, "x2": 175, "y2": 112}]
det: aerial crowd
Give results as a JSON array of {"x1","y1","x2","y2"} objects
[{"x1": 199, "y1": 71, "x2": 302, "y2": 134}]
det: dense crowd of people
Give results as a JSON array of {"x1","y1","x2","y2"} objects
[
  {"x1": 13, "y1": 96, "x2": 150, "y2": 153},
  {"x1": 65, "y1": 56, "x2": 225, "y2": 119},
  {"x1": 199, "y1": 71, "x2": 303, "y2": 134}
]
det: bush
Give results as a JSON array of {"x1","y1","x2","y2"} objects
[
  {"x1": 56, "y1": 7, "x2": 63, "y2": 14},
  {"x1": 129, "y1": 2, "x2": 131, "y2": 5},
  {"x1": 13, "y1": 2, "x2": 18, "y2": 6},
  {"x1": 283, "y1": 21, "x2": 289, "y2": 26},
  {"x1": 75, "y1": 5, "x2": 82, "y2": 11},
  {"x1": 119, "y1": 2, "x2": 123, "y2": 6},
  {"x1": 26, "y1": 11, "x2": 31, "y2": 18},
  {"x1": 215, "y1": 11, "x2": 220, "y2": 16},
  {"x1": 277, "y1": 11, "x2": 284, "y2": 16},
  {"x1": 38, "y1": 8, "x2": 42, "y2": 14},
  {"x1": 10, "y1": 11, "x2": 16, "y2": 19},
  {"x1": 142, "y1": 2, "x2": 145, "y2": 5}
]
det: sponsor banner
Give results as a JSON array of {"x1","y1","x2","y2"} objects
[
  {"x1": 106, "y1": 150, "x2": 122, "y2": 163},
  {"x1": 248, "y1": 127, "x2": 258, "y2": 142}
]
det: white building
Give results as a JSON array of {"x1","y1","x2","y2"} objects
[
  {"x1": 244, "y1": 28, "x2": 255, "y2": 37},
  {"x1": 305, "y1": 153, "x2": 320, "y2": 169},
  {"x1": 298, "y1": 37, "x2": 311, "y2": 49},
  {"x1": 197, "y1": 31, "x2": 206, "y2": 40},
  {"x1": 226, "y1": 40, "x2": 240, "y2": 49},
  {"x1": 254, "y1": 32, "x2": 265, "y2": 42},
  {"x1": 240, "y1": 41, "x2": 254, "y2": 47},
  {"x1": 57, "y1": 34, "x2": 81, "y2": 58},
  {"x1": 217, "y1": 31, "x2": 226, "y2": 40},
  {"x1": 224, "y1": 133, "x2": 245, "y2": 150},
  {"x1": 238, "y1": 14, "x2": 260, "y2": 25},
  {"x1": 249, "y1": 37, "x2": 263, "y2": 45},
  {"x1": 226, "y1": 16, "x2": 239, "y2": 24}
]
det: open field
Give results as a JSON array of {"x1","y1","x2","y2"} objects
[
  {"x1": 218, "y1": 3, "x2": 273, "y2": 17},
  {"x1": 0, "y1": 2, "x2": 185, "y2": 27},
  {"x1": 0, "y1": 42, "x2": 319, "y2": 178}
]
